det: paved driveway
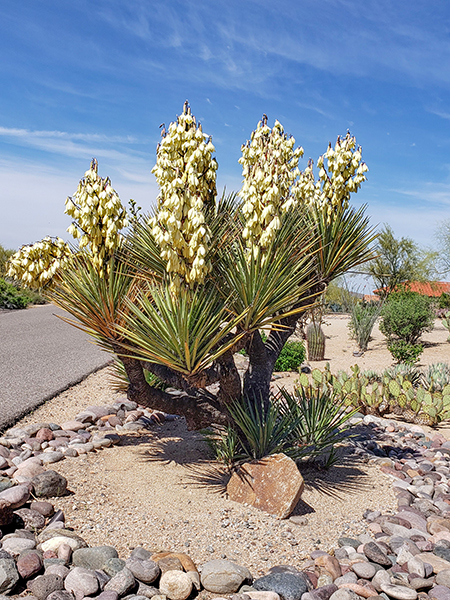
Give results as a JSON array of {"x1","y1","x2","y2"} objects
[{"x1": 0, "y1": 304, "x2": 111, "y2": 431}]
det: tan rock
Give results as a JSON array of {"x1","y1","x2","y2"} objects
[
  {"x1": 338, "y1": 583, "x2": 378, "y2": 598},
  {"x1": 415, "y1": 553, "x2": 450, "y2": 573},
  {"x1": 226, "y1": 453, "x2": 304, "y2": 519},
  {"x1": 315, "y1": 555, "x2": 342, "y2": 580},
  {"x1": 427, "y1": 518, "x2": 450, "y2": 535}
]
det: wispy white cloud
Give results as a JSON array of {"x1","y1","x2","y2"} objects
[{"x1": 0, "y1": 127, "x2": 154, "y2": 181}]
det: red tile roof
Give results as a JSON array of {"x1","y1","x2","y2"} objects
[{"x1": 374, "y1": 281, "x2": 450, "y2": 297}]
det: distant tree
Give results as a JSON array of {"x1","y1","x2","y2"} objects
[
  {"x1": 368, "y1": 225, "x2": 438, "y2": 298},
  {"x1": 0, "y1": 244, "x2": 15, "y2": 276},
  {"x1": 437, "y1": 220, "x2": 450, "y2": 275}
]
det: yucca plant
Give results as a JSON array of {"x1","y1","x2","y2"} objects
[
  {"x1": 12, "y1": 107, "x2": 376, "y2": 430},
  {"x1": 277, "y1": 385, "x2": 357, "y2": 465}
]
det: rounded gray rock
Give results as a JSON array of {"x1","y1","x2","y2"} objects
[
  {"x1": 64, "y1": 566, "x2": 99, "y2": 598},
  {"x1": 104, "y1": 567, "x2": 136, "y2": 596},
  {"x1": 125, "y1": 558, "x2": 160, "y2": 584},
  {"x1": 0, "y1": 558, "x2": 19, "y2": 595},
  {"x1": 72, "y1": 546, "x2": 118, "y2": 571},
  {"x1": 437, "y1": 571, "x2": 450, "y2": 588},
  {"x1": 32, "y1": 471, "x2": 67, "y2": 498},
  {"x1": 201, "y1": 559, "x2": 252, "y2": 594},
  {"x1": 253, "y1": 572, "x2": 310, "y2": 600},
  {"x1": 352, "y1": 562, "x2": 376, "y2": 580},
  {"x1": 29, "y1": 573, "x2": 65, "y2": 600}
]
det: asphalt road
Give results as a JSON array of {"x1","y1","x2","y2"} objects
[{"x1": 0, "y1": 304, "x2": 112, "y2": 431}]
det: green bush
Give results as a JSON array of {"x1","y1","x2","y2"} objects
[
  {"x1": 380, "y1": 291, "x2": 434, "y2": 344},
  {"x1": 239, "y1": 333, "x2": 306, "y2": 372},
  {"x1": 275, "y1": 340, "x2": 306, "y2": 371},
  {"x1": 439, "y1": 293, "x2": 450, "y2": 309},
  {"x1": 388, "y1": 340, "x2": 423, "y2": 365},
  {"x1": 0, "y1": 244, "x2": 14, "y2": 277},
  {"x1": 0, "y1": 278, "x2": 31, "y2": 309}
]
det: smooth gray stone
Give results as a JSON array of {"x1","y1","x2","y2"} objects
[
  {"x1": 252, "y1": 572, "x2": 310, "y2": 600},
  {"x1": 72, "y1": 546, "x2": 118, "y2": 571},
  {"x1": 201, "y1": 559, "x2": 252, "y2": 594},
  {"x1": 0, "y1": 558, "x2": 19, "y2": 595}
]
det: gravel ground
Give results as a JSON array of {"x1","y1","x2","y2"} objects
[{"x1": 14, "y1": 365, "x2": 397, "y2": 576}]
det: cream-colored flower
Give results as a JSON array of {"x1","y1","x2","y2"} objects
[
  {"x1": 150, "y1": 102, "x2": 217, "y2": 286},
  {"x1": 239, "y1": 116, "x2": 304, "y2": 253},
  {"x1": 7, "y1": 237, "x2": 72, "y2": 289},
  {"x1": 65, "y1": 158, "x2": 128, "y2": 275}
]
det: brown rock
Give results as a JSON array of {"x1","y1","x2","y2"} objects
[
  {"x1": 315, "y1": 555, "x2": 342, "y2": 580},
  {"x1": 36, "y1": 428, "x2": 54, "y2": 441},
  {"x1": 17, "y1": 550, "x2": 44, "y2": 579},
  {"x1": 226, "y1": 453, "x2": 304, "y2": 519},
  {"x1": 158, "y1": 556, "x2": 184, "y2": 573},
  {"x1": 427, "y1": 518, "x2": 450, "y2": 535},
  {"x1": 338, "y1": 583, "x2": 379, "y2": 598}
]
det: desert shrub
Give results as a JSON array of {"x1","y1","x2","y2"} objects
[
  {"x1": 439, "y1": 293, "x2": 450, "y2": 309},
  {"x1": 240, "y1": 333, "x2": 306, "y2": 372},
  {"x1": 275, "y1": 340, "x2": 306, "y2": 371},
  {"x1": 388, "y1": 340, "x2": 423, "y2": 365},
  {"x1": 380, "y1": 291, "x2": 434, "y2": 345},
  {"x1": 0, "y1": 278, "x2": 31, "y2": 309},
  {"x1": 0, "y1": 245, "x2": 15, "y2": 276},
  {"x1": 206, "y1": 383, "x2": 354, "y2": 468},
  {"x1": 348, "y1": 301, "x2": 381, "y2": 351}
]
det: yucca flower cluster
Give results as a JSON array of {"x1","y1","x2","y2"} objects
[
  {"x1": 7, "y1": 237, "x2": 72, "y2": 289},
  {"x1": 295, "y1": 132, "x2": 368, "y2": 218},
  {"x1": 65, "y1": 158, "x2": 128, "y2": 273},
  {"x1": 239, "y1": 116, "x2": 304, "y2": 252},
  {"x1": 150, "y1": 102, "x2": 217, "y2": 287}
]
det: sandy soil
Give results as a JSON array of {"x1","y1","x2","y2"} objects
[{"x1": 12, "y1": 315, "x2": 450, "y2": 574}]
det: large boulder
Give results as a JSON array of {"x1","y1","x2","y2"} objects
[{"x1": 227, "y1": 453, "x2": 304, "y2": 518}]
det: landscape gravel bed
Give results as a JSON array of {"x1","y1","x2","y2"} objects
[{"x1": 4, "y1": 368, "x2": 450, "y2": 600}]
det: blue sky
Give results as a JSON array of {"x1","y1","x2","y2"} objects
[{"x1": 1, "y1": 0, "x2": 450, "y2": 289}]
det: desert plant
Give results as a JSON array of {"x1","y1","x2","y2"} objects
[
  {"x1": 278, "y1": 382, "x2": 357, "y2": 466},
  {"x1": 348, "y1": 301, "x2": 381, "y2": 352},
  {"x1": 439, "y1": 293, "x2": 450, "y2": 310},
  {"x1": 0, "y1": 278, "x2": 29, "y2": 309},
  {"x1": 442, "y1": 312, "x2": 450, "y2": 342},
  {"x1": 422, "y1": 363, "x2": 450, "y2": 392},
  {"x1": 306, "y1": 321, "x2": 326, "y2": 360},
  {"x1": 0, "y1": 245, "x2": 14, "y2": 277},
  {"x1": 388, "y1": 340, "x2": 424, "y2": 365},
  {"x1": 274, "y1": 340, "x2": 306, "y2": 371},
  {"x1": 8, "y1": 106, "x2": 375, "y2": 430},
  {"x1": 380, "y1": 291, "x2": 434, "y2": 345},
  {"x1": 382, "y1": 364, "x2": 422, "y2": 386}
]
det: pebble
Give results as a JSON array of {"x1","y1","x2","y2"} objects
[{"x1": 7, "y1": 402, "x2": 450, "y2": 600}]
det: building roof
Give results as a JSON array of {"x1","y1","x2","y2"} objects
[{"x1": 373, "y1": 281, "x2": 450, "y2": 297}]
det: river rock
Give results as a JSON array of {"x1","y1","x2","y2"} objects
[
  {"x1": 72, "y1": 546, "x2": 118, "y2": 570},
  {"x1": 253, "y1": 572, "x2": 310, "y2": 600},
  {"x1": 64, "y1": 566, "x2": 99, "y2": 598},
  {"x1": 159, "y1": 570, "x2": 193, "y2": 600},
  {"x1": 14, "y1": 507, "x2": 46, "y2": 530},
  {"x1": 363, "y1": 542, "x2": 392, "y2": 566},
  {"x1": 352, "y1": 562, "x2": 376, "y2": 579},
  {"x1": 29, "y1": 573, "x2": 65, "y2": 600},
  {"x1": 201, "y1": 559, "x2": 252, "y2": 593},
  {"x1": 17, "y1": 549, "x2": 44, "y2": 579},
  {"x1": 104, "y1": 567, "x2": 136, "y2": 596},
  {"x1": 227, "y1": 454, "x2": 304, "y2": 519},
  {"x1": 32, "y1": 471, "x2": 67, "y2": 497},
  {"x1": 380, "y1": 583, "x2": 418, "y2": 600},
  {"x1": 126, "y1": 558, "x2": 160, "y2": 583},
  {"x1": 46, "y1": 591, "x2": 75, "y2": 600},
  {"x1": 0, "y1": 483, "x2": 30, "y2": 508},
  {"x1": 0, "y1": 558, "x2": 19, "y2": 594},
  {"x1": 1, "y1": 536, "x2": 36, "y2": 556}
]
